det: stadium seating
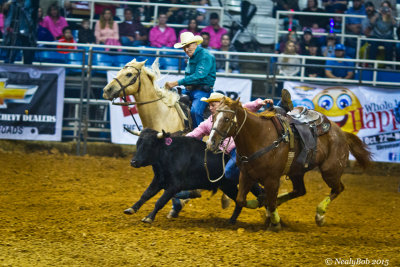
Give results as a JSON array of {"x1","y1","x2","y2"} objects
[{"x1": 35, "y1": 50, "x2": 66, "y2": 63}]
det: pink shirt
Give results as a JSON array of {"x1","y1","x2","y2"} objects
[
  {"x1": 95, "y1": 21, "x2": 119, "y2": 44},
  {"x1": 41, "y1": 16, "x2": 69, "y2": 39},
  {"x1": 186, "y1": 99, "x2": 265, "y2": 153},
  {"x1": 149, "y1": 26, "x2": 177, "y2": 48},
  {"x1": 201, "y1": 25, "x2": 228, "y2": 49},
  {"x1": 178, "y1": 29, "x2": 200, "y2": 42}
]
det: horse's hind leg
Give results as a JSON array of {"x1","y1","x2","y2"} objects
[
  {"x1": 277, "y1": 173, "x2": 306, "y2": 206},
  {"x1": 315, "y1": 167, "x2": 345, "y2": 226}
]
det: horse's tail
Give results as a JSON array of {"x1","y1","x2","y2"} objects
[{"x1": 344, "y1": 131, "x2": 372, "y2": 169}]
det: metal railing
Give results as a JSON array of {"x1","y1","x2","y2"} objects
[{"x1": 67, "y1": 0, "x2": 224, "y2": 29}]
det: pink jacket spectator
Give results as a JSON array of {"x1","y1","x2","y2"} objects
[
  {"x1": 94, "y1": 21, "x2": 119, "y2": 44},
  {"x1": 41, "y1": 15, "x2": 69, "y2": 39},
  {"x1": 186, "y1": 99, "x2": 265, "y2": 153},
  {"x1": 178, "y1": 29, "x2": 200, "y2": 42},
  {"x1": 201, "y1": 25, "x2": 228, "y2": 49},
  {"x1": 149, "y1": 26, "x2": 177, "y2": 48}
]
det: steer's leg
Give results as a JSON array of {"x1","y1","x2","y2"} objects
[
  {"x1": 124, "y1": 176, "x2": 162, "y2": 215},
  {"x1": 142, "y1": 188, "x2": 178, "y2": 223},
  {"x1": 219, "y1": 181, "x2": 242, "y2": 224}
]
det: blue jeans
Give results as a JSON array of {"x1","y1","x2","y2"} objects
[
  {"x1": 120, "y1": 36, "x2": 146, "y2": 47},
  {"x1": 182, "y1": 89, "x2": 211, "y2": 128}
]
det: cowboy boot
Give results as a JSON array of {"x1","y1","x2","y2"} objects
[{"x1": 280, "y1": 89, "x2": 293, "y2": 112}]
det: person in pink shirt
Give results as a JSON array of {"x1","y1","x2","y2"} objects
[
  {"x1": 167, "y1": 92, "x2": 294, "y2": 219},
  {"x1": 178, "y1": 18, "x2": 201, "y2": 42},
  {"x1": 41, "y1": 4, "x2": 69, "y2": 39},
  {"x1": 201, "y1": 13, "x2": 228, "y2": 49},
  {"x1": 94, "y1": 8, "x2": 120, "y2": 46},
  {"x1": 148, "y1": 13, "x2": 177, "y2": 47}
]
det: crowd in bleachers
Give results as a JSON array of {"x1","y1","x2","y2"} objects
[
  {"x1": 275, "y1": 0, "x2": 400, "y2": 77},
  {"x1": 1, "y1": 0, "x2": 399, "y2": 76}
]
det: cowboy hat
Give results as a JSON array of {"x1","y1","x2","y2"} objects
[
  {"x1": 200, "y1": 92, "x2": 225, "y2": 103},
  {"x1": 174, "y1": 32, "x2": 203, "y2": 49}
]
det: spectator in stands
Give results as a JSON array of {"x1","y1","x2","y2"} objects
[
  {"x1": 94, "y1": 8, "x2": 120, "y2": 47},
  {"x1": 0, "y1": 3, "x2": 4, "y2": 36},
  {"x1": 200, "y1": 31, "x2": 212, "y2": 50},
  {"x1": 345, "y1": 0, "x2": 366, "y2": 58},
  {"x1": 215, "y1": 34, "x2": 239, "y2": 73},
  {"x1": 179, "y1": 18, "x2": 201, "y2": 42},
  {"x1": 119, "y1": 8, "x2": 147, "y2": 47},
  {"x1": 42, "y1": 4, "x2": 68, "y2": 40},
  {"x1": 37, "y1": 7, "x2": 54, "y2": 41},
  {"x1": 78, "y1": 19, "x2": 95, "y2": 44},
  {"x1": 278, "y1": 40, "x2": 301, "y2": 76},
  {"x1": 195, "y1": 12, "x2": 207, "y2": 26},
  {"x1": 325, "y1": 44, "x2": 354, "y2": 79},
  {"x1": 300, "y1": 0, "x2": 327, "y2": 29},
  {"x1": 135, "y1": 0, "x2": 153, "y2": 23},
  {"x1": 283, "y1": 10, "x2": 301, "y2": 32},
  {"x1": 322, "y1": 33, "x2": 337, "y2": 57},
  {"x1": 322, "y1": 0, "x2": 348, "y2": 13},
  {"x1": 201, "y1": 13, "x2": 228, "y2": 49},
  {"x1": 276, "y1": 30, "x2": 301, "y2": 54},
  {"x1": 165, "y1": 0, "x2": 186, "y2": 24},
  {"x1": 300, "y1": 28, "x2": 315, "y2": 55},
  {"x1": 367, "y1": 1, "x2": 397, "y2": 63},
  {"x1": 327, "y1": 14, "x2": 343, "y2": 35},
  {"x1": 57, "y1": 26, "x2": 77, "y2": 54},
  {"x1": 362, "y1": 1, "x2": 376, "y2": 36},
  {"x1": 272, "y1": 0, "x2": 300, "y2": 18},
  {"x1": 149, "y1": 13, "x2": 177, "y2": 48},
  {"x1": 305, "y1": 39, "x2": 325, "y2": 77}
]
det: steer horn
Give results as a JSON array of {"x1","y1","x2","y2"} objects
[
  {"x1": 124, "y1": 127, "x2": 141, "y2": 136},
  {"x1": 157, "y1": 132, "x2": 164, "y2": 139}
]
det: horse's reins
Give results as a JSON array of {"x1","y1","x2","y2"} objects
[
  {"x1": 203, "y1": 108, "x2": 247, "y2": 183},
  {"x1": 111, "y1": 65, "x2": 164, "y2": 130}
]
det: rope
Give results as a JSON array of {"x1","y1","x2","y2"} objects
[{"x1": 204, "y1": 147, "x2": 227, "y2": 183}]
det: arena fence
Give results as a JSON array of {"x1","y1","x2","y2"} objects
[{"x1": 1, "y1": 43, "x2": 399, "y2": 154}]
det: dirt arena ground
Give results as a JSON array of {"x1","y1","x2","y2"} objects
[{"x1": 0, "y1": 148, "x2": 399, "y2": 266}]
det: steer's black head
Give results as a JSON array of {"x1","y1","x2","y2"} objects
[{"x1": 130, "y1": 128, "x2": 166, "y2": 168}]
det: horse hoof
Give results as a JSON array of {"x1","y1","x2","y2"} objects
[
  {"x1": 141, "y1": 217, "x2": 153, "y2": 223},
  {"x1": 123, "y1": 208, "x2": 135, "y2": 215},
  {"x1": 268, "y1": 222, "x2": 282, "y2": 232},
  {"x1": 315, "y1": 213, "x2": 325, "y2": 227}
]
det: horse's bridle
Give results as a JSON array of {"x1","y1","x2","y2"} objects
[
  {"x1": 212, "y1": 107, "x2": 247, "y2": 145},
  {"x1": 112, "y1": 65, "x2": 142, "y2": 102}
]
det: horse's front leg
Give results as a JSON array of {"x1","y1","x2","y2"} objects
[
  {"x1": 236, "y1": 170, "x2": 253, "y2": 207},
  {"x1": 263, "y1": 176, "x2": 282, "y2": 232}
]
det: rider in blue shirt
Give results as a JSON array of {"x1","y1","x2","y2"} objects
[{"x1": 165, "y1": 32, "x2": 216, "y2": 127}]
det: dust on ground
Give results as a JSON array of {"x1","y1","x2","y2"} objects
[{"x1": 0, "y1": 150, "x2": 399, "y2": 266}]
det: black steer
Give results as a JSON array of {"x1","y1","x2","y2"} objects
[{"x1": 125, "y1": 128, "x2": 243, "y2": 224}]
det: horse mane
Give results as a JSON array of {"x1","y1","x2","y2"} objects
[
  {"x1": 125, "y1": 59, "x2": 180, "y2": 108},
  {"x1": 221, "y1": 97, "x2": 276, "y2": 119}
]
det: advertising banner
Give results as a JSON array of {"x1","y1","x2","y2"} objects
[
  {"x1": 107, "y1": 71, "x2": 252, "y2": 145},
  {"x1": 0, "y1": 66, "x2": 65, "y2": 141},
  {"x1": 284, "y1": 81, "x2": 400, "y2": 163}
]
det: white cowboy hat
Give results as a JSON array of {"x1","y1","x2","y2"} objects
[
  {"x1": 174, "y1": 32, "x2": 203, "y2": 49},
  {"x1": 200, "y1": 92, "x2": 225, "y2": 103}
]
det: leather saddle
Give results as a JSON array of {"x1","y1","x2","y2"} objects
[
  {"x1": 178, "y1": 92, "x2": 211, "y2": 132},
  {"x1": 287, "y1": 107, "x2": 331, "y2": 169}
]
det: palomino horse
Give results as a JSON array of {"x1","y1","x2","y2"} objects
[
  {"x1": 102, "y1": 59, "x2": 187, "y2": 133},
  {"x1": 206, "y1": 98, "x2": 371, "y2": 231}
]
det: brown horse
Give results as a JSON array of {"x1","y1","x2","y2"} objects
[
  {"x1": 206, "y1": 98, "x2": 372, "y2": 231},
  {"x1": 102, "y1": 59, "x2": 187, "y2": 133}
]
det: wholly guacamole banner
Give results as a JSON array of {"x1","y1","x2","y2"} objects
[
  {"x1": 0, "y1": 66, "x2": 65, "y2": 141},
  {"x1": 284, "y1": 82, "x2": 400, "y2": 163}
]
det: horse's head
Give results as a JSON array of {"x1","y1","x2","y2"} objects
[
  {"x1": 206, "y1": 97, "x2": 241, "y2": 152},
  {"x1": 102, "y1": 59, "x2": 146, "y2": 100}
]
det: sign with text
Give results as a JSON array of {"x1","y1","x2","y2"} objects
[
  {"x1": 107, "y1": 71, "x2": 252, "y2": 144},
  {"x1": 284, "y1": 81, "x2": 400, "y2": 162},
  {"x1": 0, "y1": 66, "x2": 65, "y2": 141}
]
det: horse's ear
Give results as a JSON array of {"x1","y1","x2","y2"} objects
[{"x1": 137, "y1": 60, "x2": 146, "y2": 68}]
